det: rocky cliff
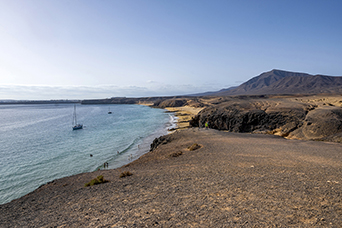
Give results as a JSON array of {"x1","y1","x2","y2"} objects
[{"x1": 189, "y1": 96, "x2": 342, "y2": 143}]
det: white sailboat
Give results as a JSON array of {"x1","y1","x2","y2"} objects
[{"x1": 72, "y1": 104, "x2": 83, "y2": 130}]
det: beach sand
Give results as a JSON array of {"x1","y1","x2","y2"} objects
[
  {"x1": 1, "y1": 128, "x2": 342, "y2": 227},
  {"x1": 165, "y1": 106, "x2": 204, "y2": 129}
]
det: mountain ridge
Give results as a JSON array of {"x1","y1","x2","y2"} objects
[{"x1": 210, "y1": 69, "x2": 342, "y2": 96}]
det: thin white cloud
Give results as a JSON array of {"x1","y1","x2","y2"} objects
[{"x1": 0, "y1": 83, "x2": 224, "y2": 100}]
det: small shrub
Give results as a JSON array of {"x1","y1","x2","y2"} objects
[
  {"x1": 97, "y1": 175, "x2": 104, "y2": 182},
  {"x1": 170, "y1": 151, "x2": 183, "y2": 157},
  {"x1": 85, "y1": 175, "x2": 108, "y2": 187},
  {"x1": 120, "y1": 171, "x2": 133, "y2": 178},
  {"x1": 188, "y1": 143, "x2": 201, "y2": 151}
]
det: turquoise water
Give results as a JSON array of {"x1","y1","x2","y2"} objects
[{"x1": 0, "y1": 104, "x2": 175, "y2": 205}]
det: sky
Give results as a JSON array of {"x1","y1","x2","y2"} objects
[{"x1": 1, "y1": 0, "x2": 342, "y2": 100}]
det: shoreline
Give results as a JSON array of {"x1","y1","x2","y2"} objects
[
  {"x1": 2, "y1": 97, "x2": 342, "y2": 226},
  {"x1": 0, "y1": 104, "x2": 173, "y2": 205},
  {"x1": 1, "y1": 128, "x2": 342, "y2": 226},
  {"x1": 2, "y1": 94, "x2": 341, "y2": 203},
  {"x1": 112, "y1": 108, "x2": 176, "y2": 167},
  {"x1": 164, "y1": 106, "x2": 204, "y2": 130}
]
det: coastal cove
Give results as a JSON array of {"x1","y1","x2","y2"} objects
[
  {"x1": 0, "y1": 104, "x2": 175, "y2": 205},
  {"x1": 1, "y1": 94, "x2": 342, "y2": 226},
  {"x1": 1, "y1": 129, "x2": 342, "y2": 227},
  {"x1": 1, "y1": 0, "x2": 342, "y2": 224}
]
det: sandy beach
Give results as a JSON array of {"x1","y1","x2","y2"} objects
[
  {"x1": 1, "y1": 127, "x2": 342, "y2": 227},
  {"x1": 165, "y1": 106, "x2": 204, "y2": 130}
]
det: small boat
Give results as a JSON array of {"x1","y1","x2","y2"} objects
[
  {"x1": 72, "y1": 104, "x2": 83, "y2": 130},
  {"x1": 73, "y1": 124, "x2": 83, "y2": 130},
  {"x1": 108, "y1": 107, "x2": 112, "y2": 114}
]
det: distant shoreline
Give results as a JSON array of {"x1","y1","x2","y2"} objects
[{"x1": 0, "y1": 100, "x2": 81, "y2": 105}]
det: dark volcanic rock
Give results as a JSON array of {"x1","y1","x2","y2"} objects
[
  {"x1": 192, "y1": 101, "x2": 306, "y2": 134},
  {"x1": 156, "y1": 99, "x2": 187, "y2": 108},
  {"x1": 290, "y1": 107, "x2": 342, "y2": 141},
  {"x1": 190, "y1": 97, "x2": 342, "y2": 142},
  {"x1": 150, "y1": 135, "x2": 171, "y2": 151}
]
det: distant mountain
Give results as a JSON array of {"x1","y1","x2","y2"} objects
[
  {"x1": 210, "y1": 69, "x2": 342, "y2": 96},
  {"x1": 187, "y1": 86, "x2": 238, "y2": 96}
]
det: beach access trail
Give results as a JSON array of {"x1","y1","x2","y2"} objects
[{"x1": 1, "y1": 128, "x2": 342, "y2": 227}]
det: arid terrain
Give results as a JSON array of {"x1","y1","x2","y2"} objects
[
  {"x1": 1, "y1": 128, "x2": 342, "y2": 227},
  {"x1": 1, "y1": 94, "x2": 342, "y2": 227},
  {"x1": 160, "y1": 95, "x2": 342, "y2": 143}
]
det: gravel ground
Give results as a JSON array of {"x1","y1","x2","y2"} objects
[{"x1": 1, "y1": 128, "x2": 342, "y2": 227}]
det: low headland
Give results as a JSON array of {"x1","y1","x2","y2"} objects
[
  {"x1": 1, "y1": 94, "x2": 342, "y2": 227},
  {"x1": 157, "y1": 94, "x2": 342, "y2": 143}
]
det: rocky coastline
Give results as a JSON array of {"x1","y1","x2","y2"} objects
[
  {"x1": 1, "y1": 94, "x2": 342, "y2": 227},
  {"x1": 158, "y1": 94, "x2": 342, "y2": 143},
  {"x1": 189, "y1": 95, "x2": 342, "y2": 143}
]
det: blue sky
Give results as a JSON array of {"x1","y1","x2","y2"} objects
[{"x1": 1, "y1": 0, "x2": 341, "y2": 100}]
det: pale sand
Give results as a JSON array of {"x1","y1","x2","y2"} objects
[{"x1": 165, "y1": 106, "x2": 204, "y2": 129}]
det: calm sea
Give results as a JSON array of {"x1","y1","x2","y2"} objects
[{"x1": 0, "y1": 104, "x2": 175, "y2": 205}]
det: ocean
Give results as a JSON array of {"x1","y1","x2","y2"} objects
[{"x1": 0, "y1": 104, "x2": 176, "y2": 205}]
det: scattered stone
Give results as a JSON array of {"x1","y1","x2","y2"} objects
[
  {"x1": 188, "y1": 143, "x2": 201, "y2": 151},
  {"x1": 170, "y1": 151, "x2": 182, "y2": 157},
  {"x1": 119, "y1": 171, "x2": 133, "y2": 178}
]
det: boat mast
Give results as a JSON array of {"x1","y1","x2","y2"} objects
[{"x1": 73, "y1": 105, "x2": 77, "y2": 126}]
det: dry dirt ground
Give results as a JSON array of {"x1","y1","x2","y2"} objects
[{"x1": 1, "y1": 128, "x2": 342, "y2": 227}]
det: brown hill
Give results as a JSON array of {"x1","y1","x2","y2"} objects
[{"x1": 212, "y1": 69, "x2": 342, "y2": 96}]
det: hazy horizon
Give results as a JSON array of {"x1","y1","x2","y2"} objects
[{"x1": 0, "y1": 83, "x2": 225, "y2": 100}]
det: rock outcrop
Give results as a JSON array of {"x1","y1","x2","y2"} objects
[
  {"x1": 150, "y1": 135, "x2": 171, "y2": 151},
  {"x1": 154, "y1": 99, "x2": 187, "y2": 108},
  {"x1": 289, "y1": 106, "x2": 342, "y2": 142},
  {"x1": 190, "y1": 96, "x2": 342, "y2": 143}
]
